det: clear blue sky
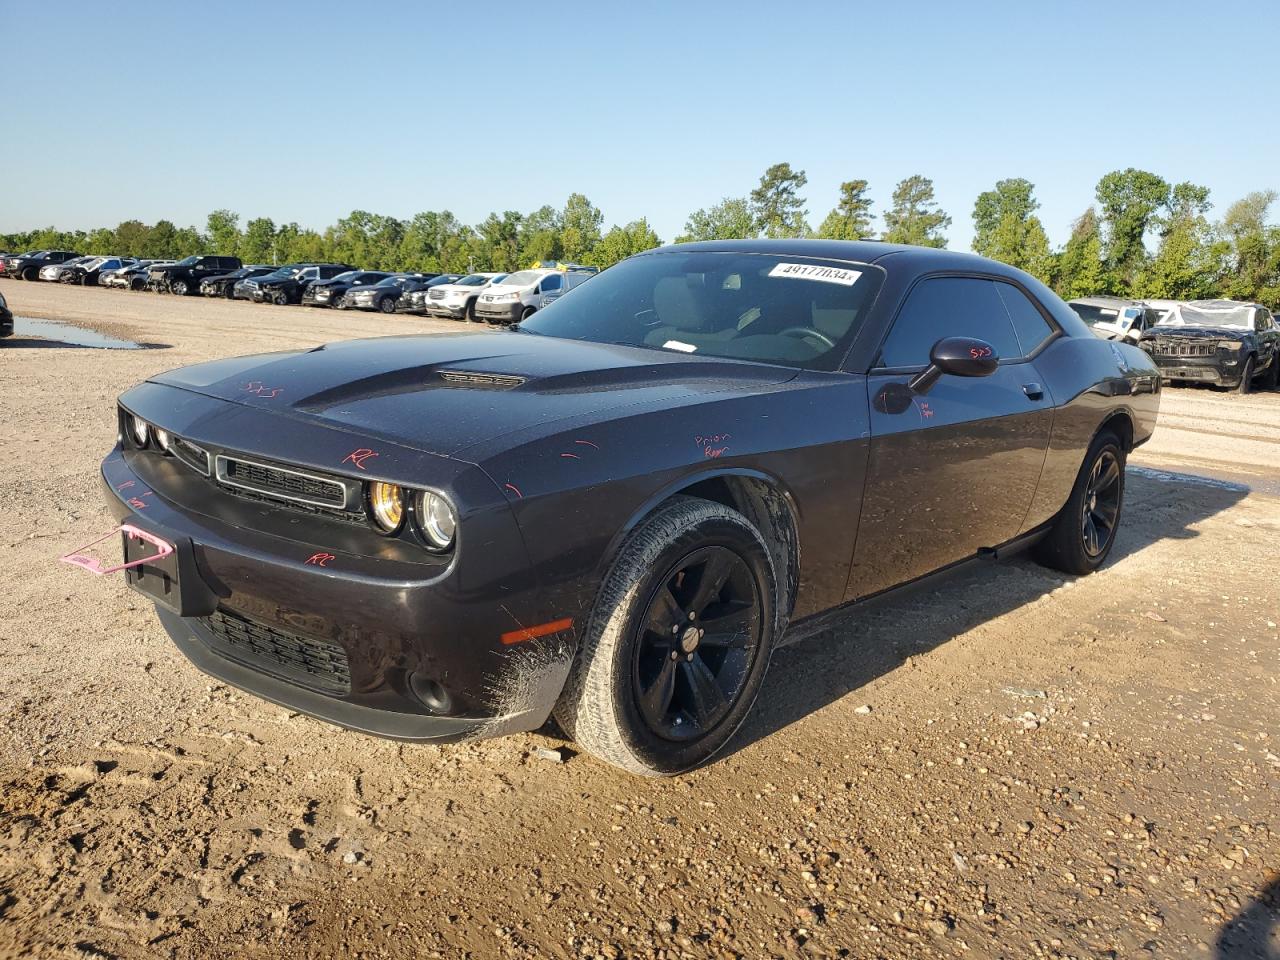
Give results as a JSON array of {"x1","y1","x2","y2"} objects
[{"x1": 3, "y1": 0, "x2": 1276, "y2": 250}]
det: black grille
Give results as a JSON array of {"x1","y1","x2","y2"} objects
[
  {"x1": 170, "y1": 436, "x2": 210, "y2": 475},
  {"x1": 218, "y1": 456, "x2": 347, "y2": 507},
  {"x1": 200, "y1": 609, "x2": 351, "y2": 694}
]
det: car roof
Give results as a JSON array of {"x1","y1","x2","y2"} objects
[{"x1": 654, "y1": 238, "x2": 1026, "y2": 278}]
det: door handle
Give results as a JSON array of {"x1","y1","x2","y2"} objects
[{"x1": 1022, "y1": 382, "x2": 1044, "y2": 400}]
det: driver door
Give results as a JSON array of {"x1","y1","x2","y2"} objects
[{"x1": 846, "y1": 276, "x2": 1057, "y2": 600}]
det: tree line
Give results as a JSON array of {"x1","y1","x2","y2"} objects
[{"x1": 3, "y1": 165, "x2": 1277, "y2": 304}]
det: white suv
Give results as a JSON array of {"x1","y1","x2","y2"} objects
[
  {"x1": 425, "y1": 273, "x2": 507, "y2": 321},
  {"x1": 473, "y1": 268, "x2": 594, "y2": 324}
]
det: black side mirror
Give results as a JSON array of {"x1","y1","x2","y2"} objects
[{"x1": 908, "y1": 337, "x2": 999, "y2": 394}]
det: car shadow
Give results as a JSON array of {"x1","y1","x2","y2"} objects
[
  {"x1": 1217, "y1": 871, "x2": 1280, "y2": 959},
  {"x1": 721, "y1": 467, "x2": 1250, "y2": 759},
  {"x1": 2, "y1": 336, "x2": 170, "y2": 350}
]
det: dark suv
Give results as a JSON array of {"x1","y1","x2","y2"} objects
[
  {"x1": 148, "y1": 255, "x2": 243, "y2": 296},
  {"x1": 6, "y1": 250, "x2": 82, "y2": 281},
  {"x1": 240, "y1": 263, "x2": 356, "y2": 305},
  {"x1": 1144, "y1": 300, "x2": 1280, "y2": 392},
  {"x1": 301, "y1": 270, "x2": 391, "y2": 308}
]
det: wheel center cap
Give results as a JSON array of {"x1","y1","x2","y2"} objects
[{"x1": 680, "y1": 626, "x2": 704, "y2": 654}]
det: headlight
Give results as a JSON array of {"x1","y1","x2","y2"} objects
[
  {"x1": 129, "y1": 414, "x2": 149, "y2": 447},
  {"x1": 496, "y1": 292, "x2": 519, "y2": 301},
  {"x1": 367, "y1": 481, "x2": 405, "y2": 532},
  {"x1": 1217, "y1": 340, "x2": 1243, "y2": 350},
  {"x1": 153, "y1": 428, "x2": 171, "y2": 452},
  {"x1": 414, "y1": 491, "x2": 456, "y2": 550}
]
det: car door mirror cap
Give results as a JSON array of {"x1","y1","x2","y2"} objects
[{"x1": 908, "y1": 337, "x2": 1000, "y2": 394}]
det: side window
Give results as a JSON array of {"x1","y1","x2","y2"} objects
[
  {"x1": 878, "y1": 277, "x2": 1020, "y2": 368},
  {"x1": 540, "y1": 274, "x2": 563, "y2": 293},
  {"x1": 993, "y1": 282, "x2": 1055, "y2": 354},
  {"x1": 303, "y1": 268, "x2": 319, "y2": 280}
]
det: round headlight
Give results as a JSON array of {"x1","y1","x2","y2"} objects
[
  {"x1": 130, "y1": 414, "x2": 149, "y2": 447},
  {"x1": 367, "y1": 481, "x2": 404, "y2": 532},
  {"x1": 153, "y1": 428, "x2": 171, "y2": 452},
  {"x1": 414, "y1": 491, "x2": 456, "y2": 550}
]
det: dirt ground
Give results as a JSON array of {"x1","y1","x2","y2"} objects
[{"x1": 1, "y1": 278, "x2": 1277, "y2": 960}]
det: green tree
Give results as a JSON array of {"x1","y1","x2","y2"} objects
[
  {"x1": 1095, "y1": 168, "x2": 1170, "y2": 292},
  {"x1": 590, "y1": 218, "x2": 661, "y2": 269},
  {"x1": 1218, "y1": 190, "x2": 1279, "y2": 302},
  {"x1": 519, "y1": 205, "x2": 563, "y2": 264},
  {"x1": 750, "y1": 162, "x2": 810, "y2": 238},
  {"x1": 239, "y1": 217, "x2": 278, "y2": 265},
  {"x1": 677, "y1": 197, "x2": 756, "y2": 242},
  {"x1": 143, "y1": 220, "x2": 181, "y2": 259},
  {"x1": 206, "y1": 209, "x2": 241, "y2": 256},
  {"x1": 1136, "y1": 182, "x2": 1216, "y2": 300},
  {"x1": 560, "y1": 193, "x2": 603, "y2": 263},
  {"x1": 882, "y1": 175, "x2": 950, "y2": 247},
  {"x1": 816, "y1": 179, "x2": 874, "y2": 240},
  {"x1": 113, "y1": 220, "x2": 149, "y2": 256},
  {"x1": 86, "y1": 228, "x2": 116, "y2": 254},
  {"x1": 1054, "y1": 208, "x2": 1106, "y2": 298},
  {"x1": 476, "y1": 211, "x2": 523, "y2": 272},
  {"x1": 971, "y1": 178, "x2": 1052, "y2": 280}
]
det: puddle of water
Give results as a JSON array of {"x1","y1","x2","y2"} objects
[{"x1": 13, "y1": 317, "x2": 143, "y2": 350}]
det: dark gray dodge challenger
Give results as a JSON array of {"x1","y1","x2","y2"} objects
[{"x1": 90, "y1": 240, "x2": 1160, "y2": 775}]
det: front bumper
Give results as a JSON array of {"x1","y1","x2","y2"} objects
[
  {"x1": 97, "y1": 408, "x2": 574, "y2": 742},
  {"x1": 474, "y1": 300, "x2": 523, "y2": 323},
  {"x1": 426, "y1": 299, "x2": 468, "y2": 319},
  {"x1": 1150, "y1": 356, "x2": 1241, "y2": 385}
]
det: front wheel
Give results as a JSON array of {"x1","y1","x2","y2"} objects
[
  {"x1": 519, "y1": 306, "x2": 536, "y2": 322},
  {"x1": 171, "y1": 279, "x2": 189, "y2": 296},
  {"x1": 1237, "y1": 355, "x2": 1255, "y2": 393},
  {"x1": 21, "y1": 267, "x2": 37, "y2": 281},
  {"x1": 379, "y1": 296, "x2": 396, "y2": 314},
  {"x1": 271, "y1": 290, "x2": 289, "y2": 306},
  {"x1": 464, "y1": 298, "x2": 477, "y2": 322},
  {"x1": 1035, "y1": 430, "x2": 1125, "y2": 575},
  {"x1": 554, "y1": 497, "x2": 779, "y2": 776}
]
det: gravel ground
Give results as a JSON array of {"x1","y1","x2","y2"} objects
[{"x1": 1, "y1": 279, "x2": 1277, "y2": 960}]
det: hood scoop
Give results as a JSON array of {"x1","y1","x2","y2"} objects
[{"x1": 438, "y1": 370, "x2": 526, "y2": 389}]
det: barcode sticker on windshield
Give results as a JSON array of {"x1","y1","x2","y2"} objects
[{"x1": 768, "y1": 263, "x2": 862, "y2": 286}]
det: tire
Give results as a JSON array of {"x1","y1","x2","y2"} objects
[
  {"x1": 131, "y1": 278, "x2": 145, "y2": 291},
  {"x1": 272, "y1": 290, "x2": 289, "y2": 306},
  {"x1": 171, "y1": 278, "x2": 189, "y2": 296},
  {"x1": 379, "y1": 296, "x2": 396, "y2": 314},
  {"x1": 554, "y1": 497, "x2": 779, "y2": 776},
  {"x1": 21, "y1": 267, "x2": 37, "y2": 281},
  {"x1": 464, "y1": 298, "x2": 477, "y2": 322},
  {"x1": 1236, "y1": 355, "x2": 1255, "y2": 393},
  {"x1": 1034, "y1": 430, "x2": 1125, "y2": 576},
  {"x1": 519, "y1": 306, "x2": 536, "y2": 322}
]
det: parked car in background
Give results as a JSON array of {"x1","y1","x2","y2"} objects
[
  {"x1": 6, "y1": 250, "x2": 81, "y2": 280},
  {"x1": 398, "y1": 275, "x2": 464, "y2": 315},
  {"x1": 199, "y1": 266, "x2": 275, "y2": 299},
  {"x1": 40, "y1": 255, "x2": 98, "y2": 281},
  {"x1": 420, "y1": 273, "x2": 507, "y2": 321},
  {"x1": 104, "y1": 261, "x2": 173, "y2": 290},
  {"x1": 0, "y1": 288, "x2": 11, "y2": 339},
  {"x1": 1068, "y1": 296, "x2": 1161, "y2": 343},
  {"x1": 148, "y1": 255, "x2": 243, "y2": 296},
  {"x1": 345, "y1": 273, "x2": 439, "y2": 313},
  {"x1": 1143, "y1": 300, "x2": 1280, "y2": 392},
  {"x1": 56, "y1": 256, "x2": 139, "y2": 286},
  {"x1": 473, "y1": 267, "x2": 594, "y2": 324},
  {"x1": 301, "y1": 270, "x2": 391, "y2": 308},
  {"x1": 244, "y1": 263, "x2": 355, "y2": 305}
]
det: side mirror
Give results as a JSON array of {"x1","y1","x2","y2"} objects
[{"x1": 908, "y1": 337, "x2": 999, "y2": 394}]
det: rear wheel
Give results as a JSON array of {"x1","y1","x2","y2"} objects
[
  {"x1": 554, "y1": 498, "x2": 779, "y2": 776},
  {"x1": 1237, "y1": 355, "x2": 1255, "y2": 393},
  {"x1": 1034, "y1": 430, "x2": 1125, "y2": 575}
]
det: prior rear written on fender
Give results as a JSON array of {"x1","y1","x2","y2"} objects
[{"x1": 75, "y1": 240, "x2": 1160, "y2": 775}]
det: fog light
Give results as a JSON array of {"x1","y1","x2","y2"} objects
[
  {"x1": 408, "y1": 673, "x2": 453, "y2": 714},
  {"x1": 367, "y1": 481, "x2": 404, "y2": 532}
]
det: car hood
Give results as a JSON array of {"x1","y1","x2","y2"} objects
[
  {"x1": 149, "y1": 332, "x2": 798, "y2": 458},
  {"x1": 1149, "y1": 325, "x2": 1250, "y2": 340}
]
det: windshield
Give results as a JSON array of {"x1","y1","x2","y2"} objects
[
  {"x1": 498, "y1": 271, "x2": 541, "y2": 286},
  {"x1": 519, "y1": 252, "x2": 883, "y2": 371},
  {"x1": 175, "y1": 255, "x2": 200, "y2": 266},
  {"x1": 330, "y1": 271, "x2": 360, "y2": 282},
  {"x1": 455, "y1": 274, "x2": 490, "y2": 286},
  {"x1": 1158, "y1": 301, "x2": 1256, "y2": 330},
  {"x1": 374, "y1": 276, "x2": 413, "y2": 287},
  {"x1": 1069, "y1": 302, "x2": 1121, "y2": 326}
]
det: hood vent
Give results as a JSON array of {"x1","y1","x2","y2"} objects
[{"x1": 438, "y1": 370, "x2": 526, "y2": 389}]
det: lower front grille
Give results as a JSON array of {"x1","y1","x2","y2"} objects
[
  {"x1": 199, "y1": 608, "x2": 352, "y2": 694},
  {"x1": 215, "y1": 455, "x2": 349, "y2": 509},
  {"x1": 1153, "y1": 341, "x2": 1215, "y2": 357}
]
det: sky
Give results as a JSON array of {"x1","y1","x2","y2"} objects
[{"x1": 3, "y1": 0, "x2": 1277, "y2": 251}]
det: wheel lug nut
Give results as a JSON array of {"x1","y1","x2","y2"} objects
[
  {"x1": 670, "y1": 651, "x2": 679, "y2": 661},
  {"x1": 688, "y1": 611, "x2": 696, "y2": 621},
  {"x1": 686, "y1": 653, "x2": 694, "y2": 661}
]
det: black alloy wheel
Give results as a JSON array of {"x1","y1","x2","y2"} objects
[
  {"x1": 1081, "y1": 449, "x2": 1121, "y2": 558},
  {"x1": 379, "y1": 296, "x2": 397, "y2": 314},
  {"x1": 632, "y1": 546, "x2": 763, "y2": 741}
]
